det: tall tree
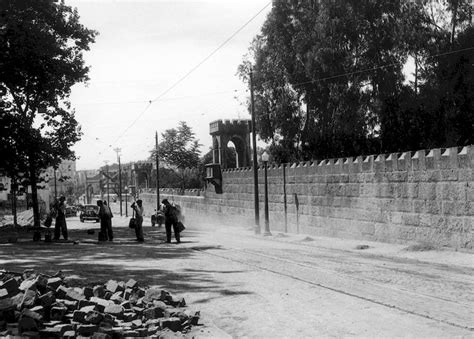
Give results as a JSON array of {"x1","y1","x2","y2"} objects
[
  {"x1": 0, "y1": 0, "x2": 97, "y2": 226},
  {"x1": 240, "y1": 0, "x2": 472, "y2": 159},
  {"x1": 150, "y1": 122, "x2": 202, "y2": 192}
]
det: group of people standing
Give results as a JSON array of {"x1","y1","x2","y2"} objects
[
  {"x1": 130, "y1": 198, "x2": 181, "y2": 244},
  {"x1": 49, "y1": 196, "x2": 182, "y2": 244}
]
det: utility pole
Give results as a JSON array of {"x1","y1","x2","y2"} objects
[
  {"x1": 104, "y1": 160, "x2": 110, "y2": 205},
  {"x1": 114, "y1": 148, "x2": 123, "y2": 216},
  {"x1": 250, "y1": 68, "x2": 260, "y2": 234},
  {"x1": 155, "y1": 131, "x2": 160, "y2": 211},
  {"x1": 84, "y1": 174, "x2": 88, "y2": 204}
]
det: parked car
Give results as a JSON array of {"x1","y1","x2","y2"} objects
[
  {"x1": 79, "y1": 204, "x2": 100, "y2": 223},
  {"x1": 151, "y1": 209, "x2": 165, "y2": 227},
  {"x1": 65, "y1": 206, "x2": 76, "y2": 218}
]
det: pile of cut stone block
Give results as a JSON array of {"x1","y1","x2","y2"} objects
[{"x1": 0, "y1": 269, "x2": 200, "y2": 338}]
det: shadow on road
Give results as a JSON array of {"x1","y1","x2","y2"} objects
[{"x1": 0, "y1": 225, "x2": 253, "y2": 300}]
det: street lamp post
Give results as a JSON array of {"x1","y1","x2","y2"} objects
[
  {"x1": 114, "y1": 148, "x2": 123, "y2": 216},
  {"x1": 124, "y1": 186, "x2": 128, "y2": 217},
  {"x1": 262, "y1": 151, "x2": 272, "y2": 236},
  {"x1": 106, "y1": 162, "x2": 110, "y2": 206},
  {"x1": 155, "y1": 131, "x2": 160, "y2": 211},
  {"x1": 250, "y1": 69, "x2": 260, "y2": 234}
]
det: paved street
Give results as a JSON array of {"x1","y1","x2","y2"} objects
[{"x1": 1, "y1": 213, "x2": 473, "y2": 338}]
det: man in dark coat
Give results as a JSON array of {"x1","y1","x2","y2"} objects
[
  {"x1": 162, "y1": 199, "x2": 180, "y2": 244},
  {"x1": 54, "y1": 196, "x2": 68, "y2": 240}
]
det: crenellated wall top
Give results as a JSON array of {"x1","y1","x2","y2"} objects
[{"x1": 221, "y1": 145, "x2": 473, "y2": 175}]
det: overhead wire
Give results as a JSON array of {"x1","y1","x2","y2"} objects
[
  {"x1": 74, "y1": 89, "x2": 243, "y2": 106},
  {"x1": 111, "y1": 1, "x2": 272, "y2": 144},
  {"x1": 283, "y1": 46, "x2": 474, "y2": 88},
  {"x1": 86, "y1": 5, "x2": 473, "y2": 162},
  {"x1": 250, "y1": 45, "x2": 474, "y2": 120}
]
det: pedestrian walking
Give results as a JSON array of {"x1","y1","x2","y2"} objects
[
  {"x1": 103, "y1": 200, "x2": 114, "y2": 241},
  {"x1": 131, "y1": 199, "x2": 144, "y2": 242},
  {"x1": 97, "y1": 200, "x2": 107, "y2": 241},
  {"x1": 162, "y1": 199, "x2": 180, "y2": 244},
  {"x1": 53, "y1": 196, "x2": 68, "y2": 241}
]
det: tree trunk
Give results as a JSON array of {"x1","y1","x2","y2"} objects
[
  {"x1": 29, "y1": 159, "x2": 41, "y2": 227},
  {"x1": 12, "y1": 179, "x2": 18, "y2": 227},
  {"x1": 450, "y1": 0, "x2": 458, "y2": 46},
  {"x1": 414, "y1": 55, "x2": 418, "y2": 95}
]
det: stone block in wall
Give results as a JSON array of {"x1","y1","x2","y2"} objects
[
  {"x1": 398, "y1": 224, "x2": 418, "y2": 241},
  {"x1": 362, "y1": 155, "x2": 374, "y2": 172},
  {"x1": 425, "y1": 149, "x2": 441, "y2": 170},
  {"x1": 387, "y1": 171, "x2": 408, "y2": 182},
  {"x1": 339, "y1": 196, "x2": 352, "y2": 209},
  {"x1": 401, "y1": 212, "x2": 420, "y2": 226},
  {"x1": 419, "y1": 170, "x2": 441, "y2": 182},
  {"x1": 308, "y1": 184, "x2": 319, "y2": 196},
  {"x1": 342, "y1": 157, "x2": 352, "y2": 172},
  {"x1": 332, "y1": 158, "x2": 343, "y2": 174},
  {"x1": 408, "y1": 170, "x2": 423, "y2": 183},
  {"x1": 467, "y1": 200, "x2": 474, "y2": 216},
  {"x1": 389, "y1": 211, "x2": 403, "y2": 224},
  {"x1": 418, "y1": 182, "x2": 437, "y2": 201},
  {"x1": 359, "y1": 183, "x2": 374, "y2": 197},
  {"x1": 394, "y1": 183, "x2": 408, "y2": 199},
  {"x1": 345, "y1": 184, "x2": 360, "y2": 197},
  {"x1": 411, "y1": 150, "x2": 426, "y2": 171},
  {"x1": 424, "y1": 200, "x2": 442, "y2": 214},
  {"x1": 374, "y1": 222, "x2": 399, "y2": 242},
  {"x1": 397, "y1": 152, "x2": 410, "y2": 171},
  {"x1": 441, "y1": 182, "x2": 468, "y2": 201},
  {"x1": 413, "y1": 199, "x2": 426, "y2": 214},
  {"x1": 440, "y1": 147, "x2": 459, "y2": 169},
  {"x1": 457, "y1": 146, "x2": 471, "y2": 169},
  {"x1": 440, "y1": 169, "x2": 458, "y2": 181},
  {"x1": 394, "y1": 199, "x2": 413, "y2": 213},
  {"x1": 374, "y1": 154, "x2": 386, "y2": 174},
  {"x1": 351, "y1": 157, "x2": 363, "y2": 173},
  {"x1": 441, "y1": 201, "x2": 464, "y2": 216},
  {"x1": 348, "y1": 173, "x2": 358, "y2": 183},
  {"x1": 356, "y1": 221, "x2": 376, "y2": 237},
  {"x1": 444, "y1": 216, "x2": 470, "y2": 233},
  {"x1": 407, "y1": 182, "x2": 419, "y2": 199},
  {"x1": 340, "y1": 174, "x2": 350, "y2": 183},
  {"x1": 310, "y1": 196, "x2": 324, "y2": 207},
  {"x1": 458, "y1": 169, "x2": 473, "y2": 181},
  {"x1": 385, "y1": 153, "x2": 399, "y2": 171}
]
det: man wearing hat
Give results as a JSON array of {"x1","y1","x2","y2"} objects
[
  {"x1": 54, "y1": 196, "x2": 68, "y2": 241},
  {"x1": 131, "y1": 199, "x2": 144, "y2": 242},
  {"x1": 162, "y1": 199, "x2": 180, "y2": 244}
]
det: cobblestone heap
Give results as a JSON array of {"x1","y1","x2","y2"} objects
[{"x1": 0, "y1": 269, "x2": 200, "y2": 338}]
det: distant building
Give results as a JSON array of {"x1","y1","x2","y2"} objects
[
  {"x1": 42, "y1": 160, "x2": 77, "y2": 202},
  {"x1": 77, "y1": 169, "x2": 101, "y2": 204}
]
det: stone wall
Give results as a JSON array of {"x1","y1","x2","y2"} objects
[{"x1": 141, "y1": 145, "x2": 473, "y2": 249}]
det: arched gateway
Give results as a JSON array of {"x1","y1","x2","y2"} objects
[{"x1": 209, "y1": 119, "x2": 251, "y2": 169}]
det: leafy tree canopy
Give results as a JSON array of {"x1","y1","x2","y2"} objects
[
  {"x1": 0, "y1": 0, "x2": 97, "y2": 225},
  {"x1": 239, "y1": 0, "x2": 473, "y2": 162},
  {"x1": 150, "y1": 121, "x2": 202, "y2": 191}
]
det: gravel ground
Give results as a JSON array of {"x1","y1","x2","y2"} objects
[{"x1": 0, "y1": 212, "x2": 472, "y2": 338}]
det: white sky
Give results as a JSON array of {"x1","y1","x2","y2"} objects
[{"x1": 68, "y1": 0, "x2": 272, "y2": 170}]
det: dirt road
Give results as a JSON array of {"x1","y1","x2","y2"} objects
[{"x1": 0, "y1": 215, "x2": 472, "y2": 338}]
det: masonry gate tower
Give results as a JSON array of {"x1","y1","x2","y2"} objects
[{"x1": 209, "y1": 119, "x2": 251, "y2": 169}]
